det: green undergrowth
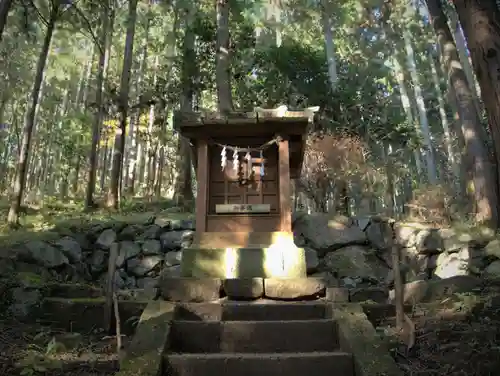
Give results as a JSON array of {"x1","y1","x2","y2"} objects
[{"x1": 0, "y1": 196, "x2": 194, "y2": 254}]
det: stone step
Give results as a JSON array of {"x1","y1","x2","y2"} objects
[
  {"x1": 37, "y1": 297, "x2": 148, "y2": 333},
  {"x1": 164, "y1": 352, "x2": 354, "y2": 376},
  {"x1": 169, "y1": 319, "x2": 338, "y2": 353},
  {"x1": 175, "y1": 301, "x2": 327, "y2": 321}
]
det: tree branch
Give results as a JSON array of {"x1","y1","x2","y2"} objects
[
  {"x1": 25, "y1": 0, "x2": 48, "y2": 26},
  {"x1": 70, "y1": 3, "x2": 105, "y2": 57}
]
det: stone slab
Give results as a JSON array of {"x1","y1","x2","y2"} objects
[
  {"x1": 159, "y1": 277, "x2": 222, "y2": 302},
  {"x1": 174, "y1": 301, "x2": 327, "y2": 321},
  {"x1": 164, "y1": 352, "x2": 354, "y2": 376},
  {"x1": 264, "y1": 278, "x2": 325, "y2": 300},
  {"x1": 117, "y1": 301, "x2": 176, "y2": 376},
  {"x1": 219, "y1": 319, "x2": 338, "y2": 353},
  {"x1": 329, "y1": 303, "x2": 403, "y2": 376},
  {"x1": 222, "y1": 278, "x2": 264, "y2": 300}
]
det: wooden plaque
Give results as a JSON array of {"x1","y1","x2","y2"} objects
[{"x1": 215, "y1": 204, "x2": 271, "y2": 214}]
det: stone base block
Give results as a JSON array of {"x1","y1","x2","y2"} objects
[
  {"x1": 181, "y1": 246, "x2": 307, "y2": 278},
  {"x1": 325, "y1": 287, "x2": 349, "y2": 302},
  {"x1": 223, "y1": 278, "x2": 264, "y2": 300},
  {"x1": 264, "y1": 278, "x2": 326, "y2": 300},
  {"x1": 159, "y1": 277, "x2": 222, "y2": 302}
]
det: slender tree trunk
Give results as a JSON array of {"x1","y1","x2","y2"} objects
[
  {"x1": 403, "y1": 29, "x2": 437, "y2": 184},
  {"x1": 215, "y1": 0, "x2": 233, "y2": 112},
  {"x1": 107, "y1": 0, "x2": 138, "y2": 209},
  {"x1": 86, "y1": 0, "x2": 113, "y2": 209},
  {"x1": 7, "y1": 10, "x2": 57, "y2": 226},
  {"x1": 427, "y1": 50, "x2": 460, "y2": 185},
  {"x1": 320, "y1": 0, "x2": 338, "y2": 92}
]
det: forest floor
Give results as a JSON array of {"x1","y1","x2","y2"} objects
[
  {"x1": 380, "y1": 290, "x2": 500, "y2": 376},
  {"x1": 0, "y1": 318, "x2": 127, "y2": 376}
]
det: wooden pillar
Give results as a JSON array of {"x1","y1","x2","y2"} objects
[
  {"x1": 278, "y1": 137, "x2": 292, "y2": 232},
  {"x1": 195, "y1": 139, "x2": 209, "y2": 233}
]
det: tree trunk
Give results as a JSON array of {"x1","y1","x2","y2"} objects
[
  {"x1": 0, "y1": 0, "x2": 13, "y2": 42},
  {"x1": 7, "y1": 10, "x2": 56, "y2": 226},
  {"x1": 86, "y1": 0, "x2": 113, "y2": 209},
  {"x1": 321, "y1": 0, "x2": 338, "y2": 92},
  {"x1": 107, "y1": 0, "x2": 138, "y2": 209},
  {"x1": 173, "y1": 0, "x2": 196, "y2": 208},
  {"x1": 428, "y1": 50, "x2": 460, "y2": 186},
  {"x1": 427, "y1": 0, "x2": 499, "y2": 226},
  {"x1": 215, "y1": 0, "x2": 233, "y2": 112},
  {"x1": 403, "y1": 29, "x2": 437, "y2": 184}
]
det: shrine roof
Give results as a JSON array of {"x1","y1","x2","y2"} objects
[{"x1": 173, "y1": 106, "x2": 318, "y2": 138}]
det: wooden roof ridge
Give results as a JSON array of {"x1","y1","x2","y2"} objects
[{"x1": 173, "y1": 105, "x2": 320, "y2": 128}]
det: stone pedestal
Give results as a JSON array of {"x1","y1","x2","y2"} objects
[{"x1": 180, "y1": 231, "x2": 307, "y2": 278}]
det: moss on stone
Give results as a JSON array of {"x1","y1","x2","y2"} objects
[{"x1": 17, "y1": 271, "x2": 48, "y2": 287}]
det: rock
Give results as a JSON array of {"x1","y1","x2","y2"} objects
[
  {"x1": 484, "y1": 239, "x2": 500, "y2": 259},
  {"x1": 293, "y1": 213, "x2": 366, "y2": 254},
  {"x1": 159, "y1": 265, "x2": 181, "y2": 278},
  {"x1": 127, "y1": 255, "x2": 163, "y2": 277},
  {"x1": 54, "y1": 332, "x2": 83, "y2": 350},
  {"x1": 305, "y1": 248, "x2": 319, "y2": 273},
  {"x1": 294, "y1": 233, "x2": 306, "y2": 247},
  {"x1": 8, "y1": 287, "x2": 42, "y2": 318},
  {"x1": 136, "y1": 277, "x2": 159, "y2": 290},
  {"x1": 96, "y1": 229, "x2": 117, "y2": 249},
  {"x1": 350, "y1": 287, "x2": 388, "y2": 303},
  {"x1": 264, "y1": 278, "x2": 325, "y2": 300},
  {"x1": 484, "y1": 260, "x2": 500, "y2": 278},
  {"x1": 365, "y1": 220, "x2": 393, "y2": 251},
  {"x1": 116, "y1": 241, "x2": 141, "y2": 268},
  {"x1": 54, "y1": 236, "x2": 82, "y2": 263},
  {"x1": 164, "y1": 251, "x2": 182, "y2": 266},
  {"x1": 433, "y1": 248, "x2": 470, "y2": 279},
  {"x1": 19, "y1": 241, "x2": 68, "y2": 268},
  {"x1": 137, "y1": 225, "x2": 163, "y2": 240},
  {"x1": 119, "y1": 224, "x2": 144, "y2": 240},
  {"x1": 141, "y1": 239, "x2": 162, "y2": 255},
  {"x1": 389, "y1": 275, "x2": 482, "y2": 304},
  {"x1": 223, "y1": 278, "x2": 264, "y2": 299},
  {"x1": 90, "y1": 250, "x2": 107, "y2": 274},
  {"x1": 415, "y1": 229, "x2": 443, "y2": 254},
  {"x1": 160, "y1": 231, "x2": 184, "y2": 250},
  {"x1": 180, "y1": 230, "x2": 194, "y2": 248},
  {"x1": 170, "y1": 219, "x2": 195, "y2": 231},
  {"x1": 323, "y1": 245, "x2": 389, "y2": 282},
  {"x1": 393, "y1": 224, "x2": 417, "y2": 248}
]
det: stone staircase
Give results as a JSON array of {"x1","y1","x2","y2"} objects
[
  {"x1": 116, "y1": 277, "x2": 404, "y2": 376},
  {"x1": 163, "y1": 301, "x2": 354, "y2": 376}
]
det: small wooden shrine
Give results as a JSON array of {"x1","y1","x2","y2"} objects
[{"x1": 173, "y1": 106, "x2": 317, "y2": 278}]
